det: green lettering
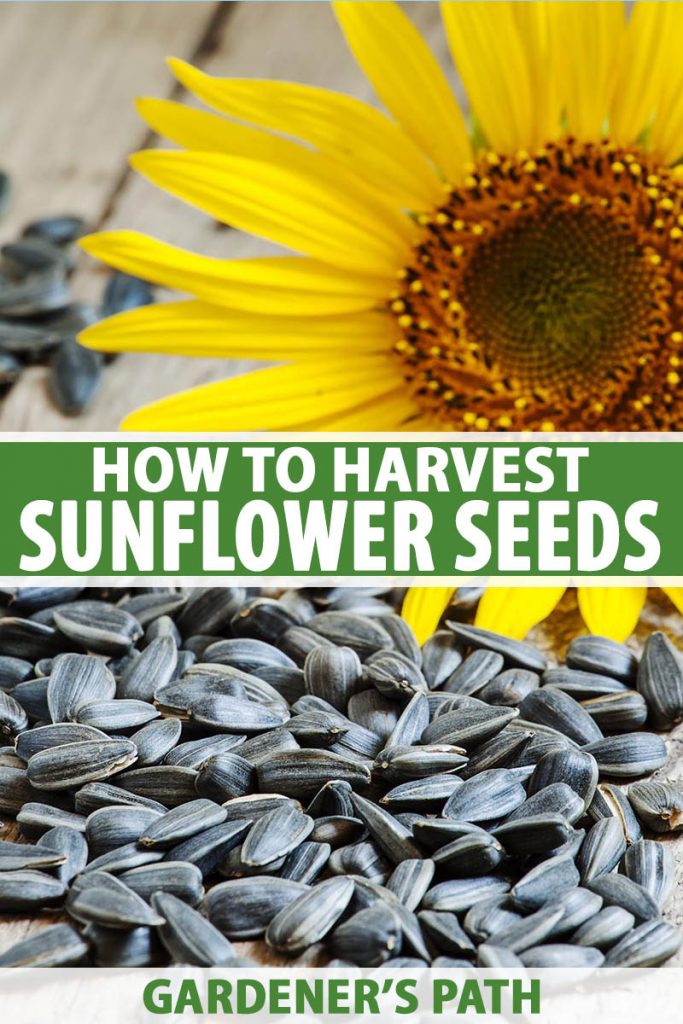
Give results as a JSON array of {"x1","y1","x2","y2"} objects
[
  {"x1": 433, "y1": 980, "x2": 458, "y2": 1013},
  {"x1": 513, "y1": 979, "x2": 541, "y2": 1014},
  {"x1": 207, "y1": 980, "x2": 232, "y2": 1014},
  {"x1": 237, "y1": 981, "x2": 266, "y2": 1015},
  {"x1": 396, "y1": 979, "x2": 419, "y2": 1014},
  {"x1": 269, "y1": 980, "x2": 289, "y2": 1014},
  {"x1": 176, "y1": 981, "x2": 203, "y2": 1014},
  {"x1": 483, "y1": 979, "x2": 508, "y2": 1014},
  {"x1": 143, "y1": 980, "x2": 171, "y2": 1014},
  {"x1": 295, "y1": 980, "x2": 324, "y2": 1015},
  {"x1": 459, "y1": 980, "x2": 486, "y2": 1014},
  {"x1": 355, "y1": 980, "x2": 380, "y2": 1014},
  {"x1": 328, "y1": 980, "x2": 350, "y2": 1014}
]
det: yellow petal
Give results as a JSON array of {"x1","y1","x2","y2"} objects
[
  {"x1": 402, "y1": 586, "x2": 456, "y2": 646},
  {"x1": 576, "y1": 586, "x2": 647, "y2": 642},
  {"x1": 333, "y1": 1, "x2": 470, "y2": 180},
  {"x1": 661, "y1": 587, "x2": 683, "y2": 615},
  {"x1": 166, "y1": 63, "x2": 442, "y2": 210},
  {"x1": 130, "y1": 150, "x2": 417, "y2": 276},
  {"x1": 79, "y1": 300, "x2": 396, "y2": 360},
  {"x1": 121, "y1": 356, "x2": 405, "y2": 431},
  {"x1": 80, "y1": 232, "x2": 389, "y2": 316},
  {"x1": 475, "y1": 587, "x2": 566, "y2": 639},
  {"x1": 296, "y1": 389, "x2": 421, "y2": 431},
  {"x1": 553, "y1": 2, "x2": 626, "y2": 140},
  {"x1": 442, "y1": 2, "x2": 555, "y2": 153},
  {"x1": 610, "y1": 2, "x2": 683, "y2": 147}
]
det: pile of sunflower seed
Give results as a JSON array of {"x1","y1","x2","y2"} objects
[
  {"x1": 0, "y1": 586, "x2": 681, "y2": 969},
  {"x1": 0, "y1": 169, "x2": 153, "y2": 415}
]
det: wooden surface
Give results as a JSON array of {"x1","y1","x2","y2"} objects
[{"x1": 0, "y1": 0, "x2": 454, "y2": 431}]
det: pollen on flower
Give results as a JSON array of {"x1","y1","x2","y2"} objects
[{"x1": 390, "y1": 138, "x2": 682, "y2": 431}]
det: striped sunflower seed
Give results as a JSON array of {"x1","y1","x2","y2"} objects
[
  {"x1": 53, "y1": 603, "x2": 143, "y2": 656},
  {"x1": 113, "y1": 766, "x2": 198, "y2": 807},
  {"x1": 441, "y1": 650, "x2": 504, "y2": 696},
  {"x1": 0, "y1": 690, "x2": 28, "y2": 737},
  {"x1": 386, "y1": 858, "x2": 435, "y2": 910},
  {"x1": 484, "y1": 904, "x2": 564, "y2": 953},
  {"x1": 86, "y1": 805, "x2": 163, "y2": 853},
  {"x1": 257, "y1": 749, "x2": 371, "y2": 800},
  {"x1": 74, "y1": 781, "x2": 166, "y2": 815},
  {"x1": 329, "y1": 903, "x2": 402, "y2": 966},
  {"x1": 520, "y1": 944, "x2": 604, "y2": 968},
  {"x1": 328, "y1": 841, "x2": 390, "y2": 884},
  {"x1": 580, "y1": 691, "x2": 648, "y2": 732},
  {"x1": 0, "y1": 838, "x2": 66, "y2": 871},
  {"x1": 577, "y1": 817, "x2": 627, "y2": 882},
  {"x1": 347, "y1": 689, "x2": 399, "y2": 740},
  {"x1": 0, "y1": 923, "x2": 88, "y2": 967},
  {"x1": 363, "y1": 650, "x2": 428, "y2": 700},
  {"x1": 241, "y1": 805, "x2": 314, "y2": 867},
  {"x1": 542, "y1": 667, "x2": 628, "y2": 698},
  {"x1": 37, "y1": 825, "x2": 88, "y2": 883},
  {"x1": 572, "y1": 906, "x2": 635, "y2": 949},
  {"x1": 188, "y1": 694, "x2": 289, "y2": 733},
  {"x1": 0, "y1": 869, "x2": 66, "y2": 910},
  {"x1": 204, "y1": 876, "x2": 309, "y2": 939},
  {"x1": 628, "y1": 779, "x2": 683, "y2": 832},
  {"x1": 587, "y1": 874, "x2": 660, "y2": 921},
  {"x1": 129, "y1": 717, "x2": 182, "y2": 767},
  {"x1": 493, "y1": 814, "x2": 575, "y2": 856},
  {"x1": 47, "y1": 654, "x2": 116, "y2": 723},
  {"x1": 153, "y1": 891, "x2": 235, "y2": 966},
  {"x1": 303, "y1": 645, "x2": 363, "y2": 711},
  {"x1": 445, "y1": 622, "x2": 548, "y2": 672},
  {"x1": 69, "y1": 876, "x2": 164, "y2": 929},
  {"x1": 15, "y1": 722, "x2": 108, "y2": 761},
  {"x1": 280, "y1": 841, "x2": 331, "y2": 884},
  {"x1": 307, "y1": 612, "x2": 392, "y2": 660},
  {"x1": 381, "y1": 774, "x2": 464, "y2": 811},
  {"x1": 163, "y1": 734, "x2": 246, "y2": 770},
  {"x1": 433, "y1": 832, "x2": 505, "y2": 876},
  {"x1": 421, "y1": 877, "x2": 510, "y2": 913},
  {"x1": 510, "y1": 854, "x2": 580, "y2": 911},
  {"x1": 588, "y1": 782, "x2": 642, "y2": 844},
  {"x1": 519, "y1": 687, "x2": 603, "y2": 745},
  {"x1": 443, "y1": 768, "x2": 526, "y2": 822},
  {"x1": 120, "y1": 861, "x2": 204, "y2": 906},
  {"x1": 350, "y1": 792, "x2": 421, "y2": 864},
  {"x1": 165, "y1": 819, "x2": 251, "y2": 876},
  {"x1": 17, "y1": 802, "x2": 87, "y2": 838},
  {"x1": 27, "y1": 739, "x2": 138, "y2": 790},
  {"x1": 195, "y1": 752, "x2": 256, "y2": 803},
  {"x1": 463, "y1": 896, "x2": 522, "y2": 943},
  {"x1": 423, "y1": 697, "x2": 518, "y2": 747},
  {"x1": 505, "y1": 781, "x2": 585, "y2": 825},
  {"x1": 477, "y1": 668, "x2": 540, "y2": 707},
  {"x1": 310, "y1": 815, "x2": 364, "y2": 846},
  {"x1": 622, "y1": 839, "x2": 675, "y2": 906},
  {"x1": 636, "y1": 631, "x2": 683, "y2": 728},
  {"x1": 583, "y1": 732, "x2": 667, "y2": 778},
  {"x1": 566, "y1": 635, "x2": 638, "y2": 683},
  {"x1": 477, "y1": 945, "x2": 525, "y2": 968},
  {"x1": 117, "y1": 635, "x2": 178, "y2": 702},
  {"x1": 528, "y1": 748, "x2": 599, "y2": 808},
  {"x1": 421, "y1": 630, "x2": 464, "y2": 688},
  {"x1": 603, "y1": 920, "x2": 681, "y2": 967},
  {"x1": 75, "y1": 698, "x2": 159, "y2": 731},
  {"x1": 266, "y1": 876, "x2": 355, "y2": 955}
]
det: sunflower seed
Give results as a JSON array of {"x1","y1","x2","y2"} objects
[
  {"x1": 350, "y1": 791, "x2": 421, "y2": 864},
  {"x1": 17, "y1": 802, "x2": 87, "y2": 838},
  {"x1": 347, "y1": 689, "x2": 399, "y2": 740},
  {"x1": 578, "y1": 818, "x2": 627, "y2": 882},
  {"x1": 149, "y1": 892, "x2": 232, "y2": 966},
  {"x1": 69, "y1": 876, "x2": 164, "y2": 929},
  {"x1": 49, "y1": 338, "x2": 102, "y2": 415},
  {"x1": 446, "y1": 622, "x2": 548, "y2": 671},
  {"x1": 486, "y1": 904, "x2": 565, "y2": 953},
  {"x1": 422, "y1": 877, "x2": 510, "y2": 913},
  {"x1": 380, "y1": 691, "x2": 429, "y2": 754},
  {"x1": 520, "y1": 944, "x2": 604, "y2": 968},
  {"x1": 281, "y1": 841, "x2": 331, "y2": 883},
  {"x1": 163, "y1": 734, "x2": 246, "y2": 770},
  {"x1": 628, "y1": 780, "x2": 683, "y2": 832},
  {"x1": 166, "y1": 820, "x2": 251, "y2": 876},
  {"x1": 222, "y1": 793, "x2": 299, "y2": 823},
  {"x1": 0, "y1": 837, "x2": 67, "y2": 871},
  {"x1": 310, "y1": 815, "x2": 364, "y2": 846},
  {"x1": 27, "y1": 739, "x2": 137, "y2": 790},
  {"x1": 53, "y1": 603, "x2": 143, "y2": 656},
  {"x1": 566, "y1": 635, "x2": 638, "y2": 683},
  {"x1": 379, "y1": 614, "x2": 422, "y2": 665},
  {"x1": 195, "y1": 752, "x2": 256, "y2": 802},
  {"x1": 459, "y1": 727, "x2": 533, "y2": 778},
  {"x1": 381, "y1": 774, "x2": 464, "y2": 811},
  {"x1": 511, "y1": 855, "x2": 580, "y2": 911},
  {"x1": 478, "y1": 668, "x2": 540, "y2": 706},
  {"x1": 0, "y1": 617, "x2": 67, "y2": 659},
  {"x1": 386, "y1": 858, "x2": 435, "y2": 910},
  {"x1": 241, "y1": 805, "x2": 314, "y2": 868},
  {"x1": 0, "y1": 922, "x2": 87, "y2": 967},
  {"x1": 434, "y1": 832, "x2": 505, "y2": 876},
  {"x1": 441, "y1": 649, "x2": 504, "y2": 697},
  {"x1": 588, "y1": 782, "x2": 642, "y2": 843},
  {"x1": 188, "y1": 694, "x2": 289, "y2": 734},
  {"x1": 364, "y1": 650, "x2": 428, "y2": 699},
  {"x1": 622, "y1": 839, "x2": 675, "y2": 906},
  {"x1": 520, "y1": 687, "x2": 603, "y2": 744},
  {"x1": 329, "y1": 903, "x2": 401, "y2": 966},
  {"x1": 443, "y1": 768, "x2": 526, "y2": 822},
  {"x1": 546, "y1": 886, "x2": 604, "y2": 937},
  {"x1": 462, "y1": 896, "x2": 522, "y2": 943},
  {"x1": 528, "y1": 748, "x2": 599, "y2": 808},
  {"x1": 15, "y1": 722, "x2": 107, "y2": 761},
  {"x1": 266, "y1": 876, "x2": 355, "y2": 955},
  {"x1": 120, "y1": 591, "x2": 187, "y2": 626},
  {"x1": 328, "y1": 841, "x2": 390, "y2": 884},
  {"x1": 204, "y1": 876, "x2": 306, "y2": 940},
  {"x1": 0, "y1": 869, "x2": 66, "y2": 910},
  {"x1": 581, "y1": 691, "x2": 649, "y2": 732},
  {"x1": 572, "y1": 906, "x2": 636, "y2": 949},
  {"x1": 117, "y1": 636, "x2": 178, "y2": 702},
  {"x1": 12, "y1": 677, "x2": 50, "y2": 720},
  {"x1": 86, "y1": 805, "x2": 163, "y2": 853},
  {"x1": 587, "y1": 874, "x2": 661, "y2": 921},
  {"x1": 113, "y1": 766, "x2": 198, "y2": 807},
  {"x1": 0, "y1": 690, "x2": 28, "y2": 738},
  {"x1": 477, "y1": 945, "x2": 525, "y2": 968},
  {"x1": 84, "y1": 843, "x2": 165, "y2": 874},
  {"x1": 47, "y1": 654, "x2": 116, "y2": 723},
  {"x1": 421, "y1": 630, "x2": 464, "y2": 687},
  {"x1": 543, "y1": 667, "x2": 628, "y2": 698},
  {"x1": 636, "y1": 630, "x2": 683, "y2": 728},
  {"x1": 24, "y1": 215, "x2": 84, "y2": 246},
  {"x1": 0, "y1": 655, "x2": 33, "y2": 688},
  {"x1": 129, "y1": 717, "x2": 182, "y2": 767},
  {"x1": 307, "y1": 612, "x2": 392, "y2": 660},
  {"x1": 376, "y1": 745, "x2": 467, "y2": 783},
  {"x1": 83, "y1": 924, "x2": 161, "y2": 967},
  {"x1": 119, "y1": 861, "x2": 204, "y2": 906},
  {"x1": 74, "y1": 781, "x2": 166, "y2": 815},
  {"x1": 603, "y1": 920, "x2": 681, "y2": 967},
  {"x1": 257, "y1": 749, "x2": 371, "y2": 800},
  {"x1": 38, "y1": 825, "x2": 88, "y2": 883},
  {"x1": 75, "y1": 698, "x2": 159, "y2": 731},
  {"x1": 583, "y1": 733, "x2": 667, "y2": 778},
  {"x1": 302, "y1": 645, "x2": 363, "y2": 711},
  {"x1": 493, "y1": 814, "x2": 575, "y2": 856},
  {"x1": 423, "y1": 697, "x2": 518, "y2": 747},
  {"x1": 102, "y1": 271, "x2": 154, "y2": 317}
]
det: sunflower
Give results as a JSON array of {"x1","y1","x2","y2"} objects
[
  {"x1": 80, "y1": 1, "x2": 683, "y2": 431},
  {"x1": 401, "y1": 584, "x2": 683, "y2": 645}
]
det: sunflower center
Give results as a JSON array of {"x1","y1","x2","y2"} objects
[{"x1": 390, "y1": 139, "x2": 683, "y2": 430}]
